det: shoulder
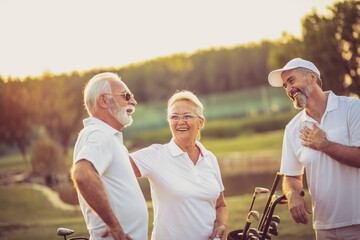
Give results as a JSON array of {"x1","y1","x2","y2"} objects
[
  {"x1": 131, "y1": 143, "x2": 167, "y2": 157},
  {"x1": 285, "y1": 111, "x2": 304, "y2": 130},
  {"x1": 196, "y1": 141, "x2": 217, "y2": 160}
]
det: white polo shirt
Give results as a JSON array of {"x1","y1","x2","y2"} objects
[
  {"x1": 130, "y1": 139, "x2": 224, "y2": 240},
  {"x1": 73, "y1": 117, "x2": 148, "y2": 240},
  {"x1": 280, "y1": 91, "x2": 360, "y2": 229}
]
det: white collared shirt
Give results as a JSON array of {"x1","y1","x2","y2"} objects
[
  {"x1": 280, "y1": 91, "x2": 360, "y2": 229},
  {"x1": 73, "y1": 117, "x2": 148, "y2": 240},
  {"x1": 130, "y1": 139, "x2": 224, "y2": 240}
]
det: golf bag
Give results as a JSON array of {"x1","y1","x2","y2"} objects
[{"x1": 227, "y1": 172, "x2": 290, "y2": 240}]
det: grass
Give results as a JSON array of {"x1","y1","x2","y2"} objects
[
  {"x1": 0, "y1": 184, "x2": 315, "y2": 240},
  {"x1": 202, "y1": 130, "x2": 284, "y2": 156}
]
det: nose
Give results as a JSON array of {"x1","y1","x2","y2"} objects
[
  {"x1": 286, "y1": 85, "x2": 292, "y2": 96},
  {"x1": 177, "y1": 116, "x2": 186, "y2": 123},
  {"x1": 129, "y1": 96, "x2": 137, "y2": 106}
]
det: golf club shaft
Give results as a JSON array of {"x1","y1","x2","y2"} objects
[{"x1": 258, "y1": 172, "x2": 283, "y2": 230}]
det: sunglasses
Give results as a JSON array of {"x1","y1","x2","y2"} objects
[{"x1": 105, "y1": 92, "x2": 134, "y2": 101}]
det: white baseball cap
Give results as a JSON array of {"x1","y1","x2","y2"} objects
[{"x1": 268, "y1": 58, "x2": 320, "y2": 87}]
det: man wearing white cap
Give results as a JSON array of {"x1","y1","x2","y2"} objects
[{"x1": 268, "y1": 58, "x2": 360, "y2": 239}]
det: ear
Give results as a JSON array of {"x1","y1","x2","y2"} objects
[
  {"x1": 309, "y1": 72, "x2": 317, "y2": 84},
  {"x1": 98, "y1": 94, "x2": 108, "y2": 108},
  {"x1": 199, "y1": 118, "x2": 205, "y2": 129}
]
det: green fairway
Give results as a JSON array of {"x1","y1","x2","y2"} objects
[{"x1": 0, "y1": 184, "x2": 315, "y2": 240}]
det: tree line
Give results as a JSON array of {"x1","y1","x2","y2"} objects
[{"x1": 0, "y1": 0, "x2": 358, "y2": 162}]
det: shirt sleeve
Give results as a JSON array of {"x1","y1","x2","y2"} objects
[
  {"x1": 130, "y1": 145, "x2": 159, "y2": 177},
  {"x1": 280, "y1": 127, "x2": 304, "y2": 176},
  {"x1": 75, "y1": 130, "x2": 113, "y2": 176},
  {"x1": 348, "y1": 98, "x2": 360, "y2": 147}
]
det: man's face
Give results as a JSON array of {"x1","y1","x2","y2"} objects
[
  {"x1": 281, "y1": 69, "x2": 312, "y2": 109},
  {"x1": 108, "y1": 81, "x2": 137, "y2": 127}
]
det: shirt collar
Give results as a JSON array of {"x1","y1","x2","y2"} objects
[
  {"x1": 168, "y1": 138, "x2": 208, "y2": 157},
  {"x1": 300, "y1": 90, "x2": 337, "y2": 122},
  {"x1": 83, "y1": 117, "x2": 123, "y2": 141}
]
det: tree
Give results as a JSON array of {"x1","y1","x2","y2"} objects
[
  {"x1": 0, "y1": 79, "x2": 34, "y2": 165},
  {"x1": 37, "y1": 72, "x2": 85, "y2": 155},
  {"x1": 301, "y1": 0, "x2": 360, "y2": 96}
]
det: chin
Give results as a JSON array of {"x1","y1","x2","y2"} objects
[{"x1": 120, "y1": 117, "x2": 133, "y2": 128}]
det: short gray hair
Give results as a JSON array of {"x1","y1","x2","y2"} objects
[
  {"x1": 84, "y1": 72, "x2": 121, "y2": 116},
  {"x1": 167, "y1": 90, "x2": 204, "y2": 119},
  {"x1": 296, "y1": 67, "x2": 322, "y2": 87}
]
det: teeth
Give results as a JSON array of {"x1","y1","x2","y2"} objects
[{"x1": 293, "y1": 92, "x2": 299, "y2": 98}]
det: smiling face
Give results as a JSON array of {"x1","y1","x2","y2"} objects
[
  {"x1": 168, "y1": 100, "x2": 204, "y2": 145},
  {"x1": 281, "y1": 68, "x2": 312, "y2": 109}
]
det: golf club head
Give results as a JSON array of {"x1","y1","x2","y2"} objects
[
  {"x1": 255, "y1": 187, "x2": 270, "y2": 194},
  {"x1": 247, "y1": 210, "x2": 260, "y2": 221},
  {"x1": 271, "y1": 215, "x2": 280, "y2": 224},
  {"x1": 269, "y1": 226, "x2": 278, "y2": 236},
  {"x1": 271, "y1": 195, "x2": 288, "y2": 204},
  {"x1": 248, "y1": 234, "x2": 259, "y2": 240},
  {"x1": 248, "y1": 228, "x2": 261, "y2": 238},
  {"x1": 270, "y1": 221, "x2": 278, "y2": 228}
]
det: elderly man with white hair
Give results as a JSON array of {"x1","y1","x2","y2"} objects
[{"x1": 72, "y1": 72, "x2": 148, "y2": 240}]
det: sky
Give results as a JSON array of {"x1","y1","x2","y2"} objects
[{"x1": 0, "y1": 0, "x2": 340, "y2": 79}]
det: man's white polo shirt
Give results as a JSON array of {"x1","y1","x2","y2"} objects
[
  {"x1": 74, "y1": 117, "x2": 148, "y2": 240},
  {"x1": 280, "y1": 91, "x2": 360, "y2": 229},
  {"x1": 131, "y1": 139, "x2": 224, "y2": 240}
]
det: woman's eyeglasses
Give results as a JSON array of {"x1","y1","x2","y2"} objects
[
  {"x1": 168, "y1": 114, "x2": 200, "y2": 122},
  {"x1": 105, "y1": 92, "x2": 134, "y2": 101}
]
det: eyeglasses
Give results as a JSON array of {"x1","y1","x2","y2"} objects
[
  {"x1": 104, "y1": 92, "x2": 134, "y2": 101},
  {"x1": 168, "y1": 114, "x2": 201, "y2": 122}
]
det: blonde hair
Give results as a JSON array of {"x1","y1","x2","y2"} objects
[
  {"x1": 167, "y1": 90, "x2": 204, "y2": 118},
  {"x1": 167, "y1": 90, "x2": 205, "y2": 141}
]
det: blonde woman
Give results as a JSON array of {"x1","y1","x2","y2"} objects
[{"x1": 130, "y1": 90, "x2": 228, "y2": 240}]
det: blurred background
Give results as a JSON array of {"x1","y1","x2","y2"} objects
[{"x1": 0, "y1": 0, "x2": 358, "y2": 239}]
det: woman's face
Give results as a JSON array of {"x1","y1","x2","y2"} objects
[{"x1": 168, "y1": 100, "x2": 204, "y2": 144}]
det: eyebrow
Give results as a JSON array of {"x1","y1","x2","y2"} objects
[{"x1": 283, "y1": 75, "x2": 295, "y2": 88}]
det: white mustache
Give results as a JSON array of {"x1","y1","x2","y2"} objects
[{"x1": 125, "y1": 105, "x2": 135, "y2": 113}]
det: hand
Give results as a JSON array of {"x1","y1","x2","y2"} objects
[
  {"x1": 101, "y1": 226, "x2": 133, "y2": 240},
  {"x1": 300, "y1": 124, "x2": 327, "y2": 150},
  {"x1": 209, "y1": 224, "x2": 226, "y2": 240},
  {"x1": 287, "y1": 192, "x2": 312, "y2": 224}
]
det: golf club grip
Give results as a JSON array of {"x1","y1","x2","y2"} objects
[
  {"x1": 240, "y1": 219, "x2": 252, "y2": 240},
  {"x1": 261, "y1": 195, "x2": 286, "y2": 240},
  {"x1": 258, "y1": 172, "x2": 283, "y2": 230}
]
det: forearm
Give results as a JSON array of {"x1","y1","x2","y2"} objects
[
  {"x1": 282, "y1": 175, "x2": 304, "y2": 199},
  {"x1": 77, "y1": 177, "x2": 121, "y2": 228},
  {"x1": 214, "y1": 205, "x2": 228, "y2": 229},
  {"x1": 319, "y1": 141, "x2": 360, "y2": 168},
  {"x1": 282, "y1": 175, "x2": 311, "y2": 224},
  {"x1": 210, "y1": 192, "x2": 228, "y2": 239},
  {"x1": 72, "y1": 161, "x2": 123, "y2": 231},
  {"x1": 214, "y1": 192, "x2": 228, "y2": 229}
]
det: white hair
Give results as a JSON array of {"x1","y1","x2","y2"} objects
[
  {"x1": 84, "y1": 72, "x2": 121, "y2": 116},
  {"x1": 296, "y1": 67, "x2": 322, "y2": 87},
  {"x1": 167, "y1": 90, "x2": 204, "y2": 119}
]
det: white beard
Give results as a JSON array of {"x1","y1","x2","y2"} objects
[
  {"x1": 108, "y1": 100, "x2": 134, "y2": 127},
  {"x1": 293, "y1": 85, "x2": 311, "y2": 109}
]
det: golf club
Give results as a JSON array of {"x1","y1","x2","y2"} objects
[{"x1": 249, "y1": 187, "x2": 270, "y2": 212}]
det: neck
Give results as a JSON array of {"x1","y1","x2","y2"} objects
[
  {"x1": 174, "y1": 138, "x2": 200, "y2": 165},
  {"x1": 92, "y1": 111, "x2": 124, "y2": 131},
  {"x1": 305, "y1": 90, "x2": 329, "y2": 123},
  {"x1": 174, "y1": 138, "x2": 197, "y2": 153}
]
